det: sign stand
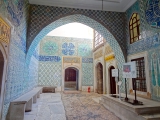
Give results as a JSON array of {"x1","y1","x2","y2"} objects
[
  {"x1": 123, "y1": 61, "x2": 143, "y2": 105},
  {"x1": 134, "y1": 79, "x2": 138, "y2": 103},
  {"x1": 117, "y1": 81, "x2": 122, "y2": 100},
  {"x1": 125, "y1": 78, "x2": 128, "y2": 101}
]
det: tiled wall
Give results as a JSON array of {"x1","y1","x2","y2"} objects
[
  {"x1": 27, "y1": 5, "x2": 126, "y2": 54},
  {"x1": 126, "y1": 0, "x2": 160, "y2": 101},
  {"x1": 126, "y1": 0, "x2": 160, "y2": 55},
  {"x1": 26, "y1": 14, "x2": 126, "y2": 89},
  {"x1": 0, "y1": 0, "x2": 39, "y2": 118},
  {"x1": 25, "y1": 5, "x2": 126, "y2": 84},
  {"x1": 38, "y1": 36, "x2": 93, "y2": 87}
]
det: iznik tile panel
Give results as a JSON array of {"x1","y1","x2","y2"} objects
[
  {"x1": 82, "y1": 58, "x2": 93, "y2": 63},
  {"x1": 126, "y1": 0, "x2": 160, "y2": 101},
  {"x1": 148, "y1": 48, "x2": 160, "y2": 101},
  {"x1": 27, "y1": 5, "x2": 126, "y2": 54},
  {"x1": 39, "y1": 36, "x2": 93, "y2": 57},
  {"x1": 38, "y1": 56, "x2": 61, "y2": 62},
  {"x1": 62, "y1": 42, "x2": 75, "y2": 56},
  {"x1": 82, "y1": 63, "x2": 94, "y2": 86},
  {"x1": 42, "y1": 41, "x2": 58, "y2": 55},
  {"x1": 38, "y1": 62, "x2": 62, "y2": 86},
  {"x1": 26, "y1": 14, "x2": 126, "y2": 86},
  {"x1": 145, "y1": 0, "x2": 160, "y2": 29},
  {"x1": 38, "y1": 36, "x2": 94, "y2": 86},
  {"x1": 0, "y1": 0, "x2": 35, "y2": 119}
]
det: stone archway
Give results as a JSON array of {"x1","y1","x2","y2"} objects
[
  {"x1": 64, "y1": 67, "x2": 79, "y2": 90},
  {"x1": 96, "y1": 62, "x2": 103, "y2": 94},
  {"x1": 63, "y1": 65, "x2": 81, "y2": 91},
  {"x1": 109, "y1": 66, "x2": 116, "y2": 94},
  {"x1": 26, "y1": 14, "x2": 125, "y2": 85},
  {"x1": 0, "y1": 43, "x2": 8, "y2": 119}
]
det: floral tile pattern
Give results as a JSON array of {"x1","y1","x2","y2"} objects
[{"x1": 61, "y1": 92, "x2": 120, "y2": 120}]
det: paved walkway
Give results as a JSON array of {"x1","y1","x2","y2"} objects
[
  {"x1": 24, "y1": 92, "x2": 120, "y2": 120},
  {"x1": 62, "y1": 92, "x2": 120, "y2": 120},
  {"x1": 24, "y1": 93, "x2": 66, "y2": 120}
]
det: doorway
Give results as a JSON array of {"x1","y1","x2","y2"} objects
[
  {"x1": 64, "y1": 67, "x2": 78, "y2": 90},
  {"x1": 0, "y1": 49, "x2": 4, "y2": 119},
  {"x1": 96, "y1": 63, "x2": 103, "y2": 94},
  {"x1": 109, "y1": 66, "x2": 116, "y2": 94},
  {"x1": 0, "y1": 50, "x2": 4, "y2": 98}
]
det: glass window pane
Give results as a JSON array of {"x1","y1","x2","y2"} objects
[
  {"x1": 130, "y1": 30, "x2": 133, "y2": 39},
  {"x1": 94, "y1": 30, "x2": 104, "y2": 48},
  {"x1": 133, "y1": 18, "x2": 136, "y2": 23},
  {"x1": 132, "y1": 13, "x2": 136, "y2": 18},
  {"x1": 130, "y1": 13, "x2": 140, "y2": 44},
  {"x1": 133, "y1": 27, "x2": 137, "y2": 37}
]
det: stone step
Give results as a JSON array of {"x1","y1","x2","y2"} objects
[
  {"x1": 134, "y1": 106, "x2": 160, "y2": 115},
  {"x1": 92, "y1": 97, "x2": 101, "y2": 103},
  {"x1": 63, "y1": 90, "x2": 81, "y2": 94},
  {"x1": 142, "y1": 114, "x2": 160, "y2": 120},
  {"x1": 100, "y1": 94, "x2": 160, "y2": 120}
]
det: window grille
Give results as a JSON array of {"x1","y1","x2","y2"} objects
[{"x1": 131, "y1": 57, "x2": 147, "y2": 92}]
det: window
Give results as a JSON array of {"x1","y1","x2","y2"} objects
[
  {"x1": 131, "y1": 57, "x2": 147, "y2": 92},
  {"x1": 129, "y1": 13, "x2": 141, "y2": 44},
  {"x1": 94, "y1": 30, "x2": 104, "y2": 48}
]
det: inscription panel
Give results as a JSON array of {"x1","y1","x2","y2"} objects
[
  {"x1": 0, "y1": 17, "x2": 10, "y2": 44},
  {"x1": 63, "y1": 57, "x2": 80, "y2": 63}
]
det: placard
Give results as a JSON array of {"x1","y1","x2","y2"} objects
[
  {"x1": 123, "y1": 61, "x2": 137, "y2": 78},
  {"x1": 117, "y1": 81, "x2": 122, "y2": 86},
  {"x1": 112, "y1": 69, "x2": 118, "y2": 77}
]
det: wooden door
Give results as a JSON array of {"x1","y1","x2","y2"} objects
[
  {"x1": 110, "y1": 66, "x2": 116, "y2": 94},
  {"x1": 97, "y1": 63, "x2": 103, "y2": 94},
  {"x1": 65, "y1": 68, "x2": 76, "y2": 81}
]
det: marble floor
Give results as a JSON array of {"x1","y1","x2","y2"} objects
[
  {"x1": 24, "y1": 93, "x2": 66, "y2": 120},
  {"x1": 24, "y1": 92, "x2": 120, "y2": 120}
]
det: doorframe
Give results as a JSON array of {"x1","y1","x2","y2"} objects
[
  {"x1": 0, "y1": 43, "x2": 8, "y2": 119},
  {"x1": 107, "y1": 64, "x2": 117, "y2": 94},
  {"x1": 109, "y1": 65, "x2": 117, "y2": 94},
  {"x1": 94, "y1": 61, "x2": 104, "y2": 93},
  {"x1": 64, "y1": 67, "x2": 78, "y2": 90},
  {"x1": 62, "y1": 65, "x2": 81, "y2": 91}
]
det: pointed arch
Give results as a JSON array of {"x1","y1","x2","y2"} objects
[{"x1": 26, "y1": 14, "x2": 125, "y2": 80}]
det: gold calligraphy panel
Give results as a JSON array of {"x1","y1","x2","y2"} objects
[
  {"x1": 0, "y1": 17, "x2": 10, "y2": 44},
  {"x1": 63, "y1": 57, "x2": 80, "y2": 63},
  {"x1": 105, "y1": 54, "x2": 115, "y2": 61}
]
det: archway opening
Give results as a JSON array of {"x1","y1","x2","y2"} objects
[
  {"x1": 65, "y1": 67, "x2": 79, "y2": 90},
  {"x1": 109, "y1": 66, "x2": 116, "y2": 94},
  {"x1": 26, "y1": 14, "x2": 126, "y2": 92},
  {"x1": 0, "y1": 50, "x2": 4, "y2": 98},
  {"x1": 96, "y1": 63, "x2": 103, "y2": 94},
  {"x1": 26, "y1": 15, "x2": 125, "y2": 77},
  {"x1": 0, "y1": 50, "x2": 4, "y2": 118}
]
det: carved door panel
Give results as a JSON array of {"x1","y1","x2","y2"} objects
[
  {"x1": 97, "y1": 63, "x2": 103, "y2": 94},
  {"x1": 65, "y1": 68, "x2": 76, "y2": 81}
]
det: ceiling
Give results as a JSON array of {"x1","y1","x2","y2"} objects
[{"x1": 29, "y1": 0, "x2": 137, "y2": 12}]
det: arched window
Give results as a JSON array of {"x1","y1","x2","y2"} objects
[{"x1": 129, "y1": 13, "x2": 141, "y2": 44}]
